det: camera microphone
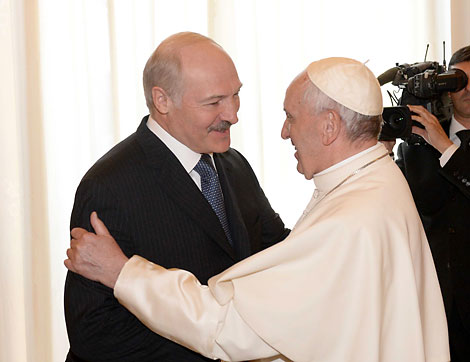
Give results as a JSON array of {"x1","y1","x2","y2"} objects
[{"x1": 377, "y1": 66, "x2": 401, "y2": 86}]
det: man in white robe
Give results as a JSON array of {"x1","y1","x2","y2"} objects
[{"x1": 65, "y1": 57, "x2": 450, "y2": 362}]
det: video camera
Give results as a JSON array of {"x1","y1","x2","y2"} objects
[{"x1": 378, "y1": 58, "x2": 468, "y2": 142}]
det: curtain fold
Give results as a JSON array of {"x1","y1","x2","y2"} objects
[
  {"x1": 23, "y1": 0, "x2": 53, "y2": 360},
  {"x1": 1, "y1": 0, "x2": 36, "y2": 361},
  {"x1": 2, "y1": 0, "x2": 469, "y2": 361}
]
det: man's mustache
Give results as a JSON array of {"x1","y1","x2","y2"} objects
[{"x1": 208, "y1": 121, "x2": 232, "y2": 132}]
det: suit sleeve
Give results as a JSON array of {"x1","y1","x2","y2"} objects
[
  {"x1": 65, "y1": 179, "x2": 166, "y2": 361},
  {"x1": 396, "y1": 141, "x2": 470, "y2": 201},
  {"x1": 235, "y1": 150, "x2": 290, "y2": 249},
  {"x1": 440, "y1": 146, "x2": 470, "y2": 200},
  {"x1": 256, "y1": 179, "x2": 290, "y2": 250}
]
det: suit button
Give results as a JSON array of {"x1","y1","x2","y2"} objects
[
  {"x1": 448, "y1": 227, "x2": 456, "y2": 234},
  {"x1": 462, "y1": 178, "x2": 467, "y2": 183},
  {"x1": 467, "y1": 182, "x2": 470, "y2": 187}
]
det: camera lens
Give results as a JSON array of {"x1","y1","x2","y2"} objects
[
  {"x1": 388, "y1": 114, "x2": 406, "y2": 130},
  {"x1": 379, "y1": 106, "x2": 412, "y2": 140}
]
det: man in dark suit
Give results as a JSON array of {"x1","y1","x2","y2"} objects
[
  {"x1": 394, "y1": 45, "x2": 470, "y2": 362},
  {"x1": 64, "y1": 32, "x2": 289, "y2": 362}
]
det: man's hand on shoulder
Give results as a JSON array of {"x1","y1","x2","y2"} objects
[
  {"x1": 65, "y1": 211, "x2": 129, "y2": 289},
  {"x1": 408, "y1": 105, "x2": 453, "y2": 153}
]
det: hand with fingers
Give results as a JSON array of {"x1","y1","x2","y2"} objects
[
  {"x1": 65, "y1": 211, "x2": 129, "y2": 289},
  {"x1": 407, "y1": 105, "x2": 454, "y2": 153}
]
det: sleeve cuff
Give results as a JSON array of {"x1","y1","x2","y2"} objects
[{"x1": 439, "y1": 143, "x2": 458, "y2": 167}]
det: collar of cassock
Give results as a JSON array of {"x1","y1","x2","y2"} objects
[{"x1": 313, "y1": 143, "x2": 387, "y2": 197}]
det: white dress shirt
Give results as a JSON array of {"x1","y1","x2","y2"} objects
[
  {"x1": 146, "y1": 117, "x2": 216, "y2": 190},
  {"x1": 440, "y1": 115, "x2": 468, "y2": 166}
]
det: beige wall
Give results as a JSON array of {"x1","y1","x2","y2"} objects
[{"x1": 451, "y1": 0, "x2": 470, "y2": 52}]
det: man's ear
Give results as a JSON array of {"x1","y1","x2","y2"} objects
[
  {"x1": 322, "y1": 110, "x2": 341, "y2": 145},
  {"x1": 152, "y1": 86, "x2": 170, "y2": 115}
]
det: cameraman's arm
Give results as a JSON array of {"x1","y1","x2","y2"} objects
[
  {"x1": 407, "y1": 105, "x2": 470, "y2": 199},
  {"x1": 440, "y1": 144, "x2": 470, "y2": 200}
]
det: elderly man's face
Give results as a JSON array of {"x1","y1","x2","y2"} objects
[
  {"x1": 450, "y1": 61, "x2": 470, "y2": 124},
  {"x1": 166, "y1": 42, "x2": 242, "y2": 154},
  {"x1": 282, "y1": 75, "x2": 325, "y2": 180}
]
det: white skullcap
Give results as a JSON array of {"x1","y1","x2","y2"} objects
[{"x1": 306, "y1": 57, "x2": 383, "y2": 116}]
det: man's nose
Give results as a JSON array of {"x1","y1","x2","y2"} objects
[
  {"x1": 222, "y1": 98, "x2": 240, "y2": 124},
  {"x1": 281, "y1": 120, "x2": 290, "y2": 140}
]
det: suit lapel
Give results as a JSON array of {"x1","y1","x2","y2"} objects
[
  {"x1": 135, "y1": 117, "x2": 236, "y2": 260},
  {"x1": 215, "y1": 154, "x2": 252, "y2": 261}
]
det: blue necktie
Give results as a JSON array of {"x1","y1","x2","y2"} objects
[{"x1": 194, "y1": 154, "x2": 233, "y2": 245}]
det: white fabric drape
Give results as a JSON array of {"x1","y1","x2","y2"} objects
[{"x1": 1, "y1": 0, "x2": 468, "y2": 361}]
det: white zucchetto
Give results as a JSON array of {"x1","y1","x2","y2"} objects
[{"x1": 307, "y1": 57, "x2": 383, "y2": 116}]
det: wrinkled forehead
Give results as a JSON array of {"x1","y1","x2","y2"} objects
[{"x1": 284, "y1": 73, "x2": 311, "y2": 108}]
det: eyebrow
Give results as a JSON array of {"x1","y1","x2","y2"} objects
[
  {"x1": 201, "y1": 95, "x2": 224, "y2": 102},
  {"x1": 200, "y1": 84, "x2": 243, "y2": 103}
]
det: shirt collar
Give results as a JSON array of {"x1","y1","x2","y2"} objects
[{"x1": 146, "y1": 117, "x2": 203, "y2": 173}]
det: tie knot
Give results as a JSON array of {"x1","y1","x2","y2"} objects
[{"x1": 194, "y1": 154, "x2": 216, "y2": 177}]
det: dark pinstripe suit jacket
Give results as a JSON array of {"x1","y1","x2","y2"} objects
[{"x1": 64, "y1": 116, "x2": 289, "y2": 362}]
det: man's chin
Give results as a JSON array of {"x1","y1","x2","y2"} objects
[
  {"x1": 208, "y1": 138, "x2": 231, "y2": 154},
  {"x1": 297, "y1": 163, "x2": 314, "y2": 180}
]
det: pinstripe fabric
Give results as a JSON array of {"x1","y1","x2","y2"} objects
[{"x1": 64, "y1": 116, "x2": 289, "y2": 362}]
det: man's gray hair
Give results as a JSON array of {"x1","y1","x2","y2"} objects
[
  {"x1": 143, "y1": 32, "x2": 219, "y2": 111},
  {"x1": 303, "y1": 81, "x2": 382, "y2": 142}
]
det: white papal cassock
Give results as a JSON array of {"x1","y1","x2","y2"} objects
[{"x1": 114, "y1": 143, "x2": 450, "y2": 362}]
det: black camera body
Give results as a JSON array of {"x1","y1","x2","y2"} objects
[{"x1": 378, "y1": 61, "x2": 468, "y2": 142}]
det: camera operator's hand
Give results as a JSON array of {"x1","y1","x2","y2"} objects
[{"x1": 408, "y1": 105, "x2": 453, "y2": 154}]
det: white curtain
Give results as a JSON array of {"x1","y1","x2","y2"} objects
[{"x1": 2, "y1": 0, "x2": 468, "y2": 360}]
